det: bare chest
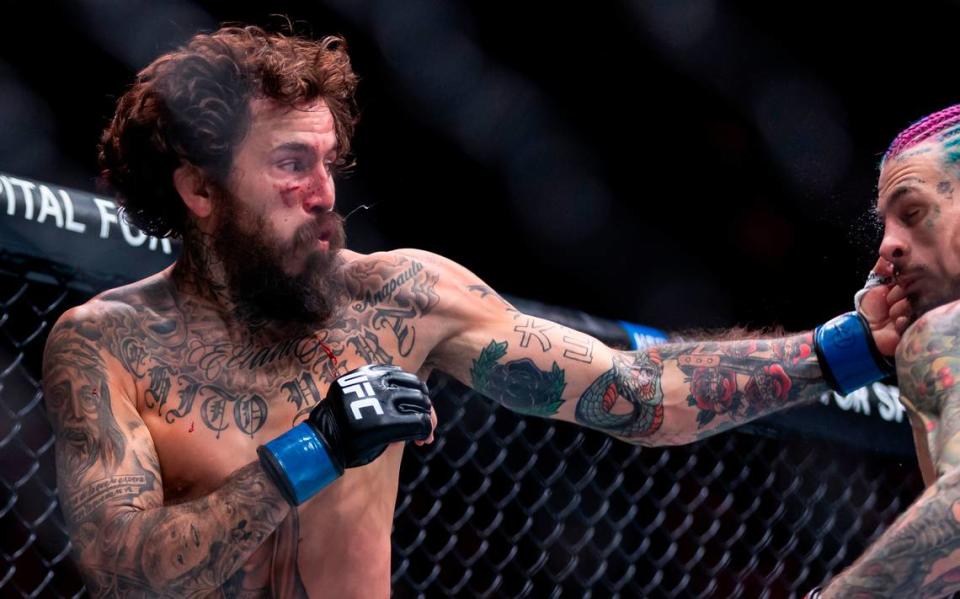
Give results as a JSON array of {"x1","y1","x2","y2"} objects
[
  {"x1": 123, "y1": 321, "x2": 427, "y2": 501},
  {"x1": 127, "y1": 321, "x2": 424, "y2": 596}
]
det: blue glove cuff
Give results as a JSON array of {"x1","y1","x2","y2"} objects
[
  {"x1": 814, "y1": 312, "x2": 893, "y2": 396},
  {"x1": 258, "y1": 422, "x2": 343, "y2": 506}
]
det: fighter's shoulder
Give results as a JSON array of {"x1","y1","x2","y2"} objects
[
  {"x1": 908, "y1": 300, "x2": 960, "y2": 337},
  {"x1": 340, "y1": 248, "x2": 452, "y2": 271},
  {"x1": 339, "y1": 248, "x2": 490, "y2": 319},
  {"x1": 52, "y1": 296, "x2": 129, "y2": 336},
  {"x1": 48, "y1": 274, "x2": 170, "y2": 348},
  {"x1": 340, "y1": 248, "x2": 474, "y2": 287},
  {"x1": 43, "y1": 299, "x2": 123, "y2": 384},
  {"x1": 896, "y1": 300, "x2": 960, "y2": 365},
  {"x1": 380, "y1": 248, "x2": 489, "y2": 281}
]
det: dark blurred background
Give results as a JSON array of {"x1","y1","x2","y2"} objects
[{"x1": 1, "y1": 0, "x2": 952, "y2": 331}]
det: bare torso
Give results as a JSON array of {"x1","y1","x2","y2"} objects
[{"x1": 104, "y1": 249, "x2": 440, "y2": 597}]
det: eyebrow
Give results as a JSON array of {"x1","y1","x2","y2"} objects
[
  {"x1": 875, "y1": 180, "x2": 923, "y2": 216},
  {"x1": 270, "y1": 142, "x2": 315, "y2": 155}
]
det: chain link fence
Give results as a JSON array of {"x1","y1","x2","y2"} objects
[{"x1": 0, "y1": 255, "x2": 927, "y2": 598}]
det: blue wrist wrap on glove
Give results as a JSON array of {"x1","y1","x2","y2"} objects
[
  {"x1": 259, "y1": 422, "x2": 342, "y2": 506},
  {"x1": 814, "y1": 311, "x2": 893, "y2": 396}
]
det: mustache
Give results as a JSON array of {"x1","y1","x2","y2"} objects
[{"x1": 290, "y1": 211, "x2": 345, "y2": 252}]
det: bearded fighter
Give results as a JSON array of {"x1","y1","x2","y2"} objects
[{"x1": 42, "y1": 25, "x2": 907, "y2": 597}]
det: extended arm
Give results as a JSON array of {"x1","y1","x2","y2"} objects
[{"x1": 415, "y1": 249, "x2": 898, "y2": 446}]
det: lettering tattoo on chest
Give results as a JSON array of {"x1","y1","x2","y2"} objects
[
  {"x1": 281, "y1": 373, "x2": 324, "y2": 425},
  {"x1": 43, "y1": 251, "x2": 449, "y2": 594},
  {"x1": 92, "y1": 255, "x2": 441, "y2": 438}
]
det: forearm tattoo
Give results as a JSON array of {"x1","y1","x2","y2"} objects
[
  {"x1": 578, "y1": 334, "x2": 824, "y2": 443},
  {"x1": 41, "y1": 251, "x2": 442, "y2": 595},
  {"x1": 824, "y1": 471, "x2": 960, "y2": 598},
  {"x1": 465, "y1": 293, "x2": 824, "y2": 444},
  {"x1": 575, "y1": 351, "x2": 665, "y2": 437},
  {"x1": 82, "y1": 463, "x2": 291, "y2": 597}
]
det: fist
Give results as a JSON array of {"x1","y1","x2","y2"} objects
[
  {"x1": 858, "y1": 258, "x2": 911, "y2": 356},
  {"x1": 311, "y1": 364, "x2": 435, "y2": 468}
]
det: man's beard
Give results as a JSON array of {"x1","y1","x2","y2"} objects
[
  {"x1": 910, "y1": 287, "x2": 959, "y2": 322},
  {"x1": 900, "y1": 270, "x2": 960, "y2": 324},
  {"x1": 211, "y1": 195, "x2": 347, "y2": 328}
]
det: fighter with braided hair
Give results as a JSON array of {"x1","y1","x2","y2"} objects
[
  {"x1": 42, "y1": 24, "x2": 908, "y2": 597},
  {"x1": 800, "y1": 105, "x2": 960, "y2": 597}
]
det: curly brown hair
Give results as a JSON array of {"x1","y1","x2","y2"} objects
[{"x1": 99, "y1": 25, "x2": 359, "y2": 238}]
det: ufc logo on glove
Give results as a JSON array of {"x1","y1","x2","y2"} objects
[{"x1": 339, "y1": 371, "x2": 384, "y2": 420}]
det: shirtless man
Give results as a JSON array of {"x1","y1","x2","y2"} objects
[
  {"x1": 804, "y1": 106, "x2": 960, "y2": 597},
  {"x1": 42, "y1": 26, "x2": 907, "y2": 597}
]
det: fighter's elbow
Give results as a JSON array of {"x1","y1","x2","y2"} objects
[
  {"x1": 69, "y1": 510, "x2": 173, "y2": 597},
  {"x1": 616, "y1": 414, "x2": 701, "y2": 448}
]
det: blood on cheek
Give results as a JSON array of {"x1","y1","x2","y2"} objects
[
  {"x1": 275, "y1": 181, "x2": 327, "y2": 210},
  {"x1": 277, "y1": 184, "x2": 302, "y2": 209}
]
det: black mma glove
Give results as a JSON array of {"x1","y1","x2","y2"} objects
[{"x1": 258, "y1": 364, "x2": 433, "y2": 505}]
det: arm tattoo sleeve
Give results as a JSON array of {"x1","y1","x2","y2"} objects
[
  {"x1": 80, "y1": 463, "x2": 291, "y2": 597},
  {"x1": 467, "y1": 328, "x2": 824, "y2": 445},
  {"x1": 445, "y1": 251, "x2": 824, "y2": 445},
  {"x1": 43, "y1": 313, "x2": 291, "y2": 597},
  {"x1": 577, "y1": 333, "x2": 825, "y2": 444}
]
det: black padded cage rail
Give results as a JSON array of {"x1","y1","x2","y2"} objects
[{"x1": 0, "y1": 174, "x2": 928, "y2": 598}]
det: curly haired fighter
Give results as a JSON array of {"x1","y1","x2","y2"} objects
[{"x1": 43, "y1": 25, "x2": 907, "y2": 597}]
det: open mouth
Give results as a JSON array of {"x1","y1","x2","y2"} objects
[{"x1": 316, "y1": 227, "x2": 332, "y2": 251}]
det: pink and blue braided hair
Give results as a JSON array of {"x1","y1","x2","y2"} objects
[{"x1": 884, "y1": 104, "x2": 960, "y2": 165}]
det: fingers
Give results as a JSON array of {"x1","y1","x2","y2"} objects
[
  {"x1": 887, "y1": 284, "x2": 912, "y2": 335},
  {"x1": 862, "y1": 279, "x2": 911, "y2": 331},
  {"x1": 889, "y1": 295, "x2": 911, "y2": 322},
  {"x1": 390, "y1": 388, "x2": 435, "y2": 445},
  {"x1": 872, "y1": 329, "x2": 898, "y2": 357},
  {"x1": 415, "y1": 406, "x2": 438, "y2": 446},
  {"x1": 896, "y1": 315, "x2": 911, "y2": 334},
  {"x1": 859, "y1": 284, "x2": 890, "y2": 323},
  {"x1": 375, "y1": 367, "x2": 436, "y2": 446},
  {"x1": 410, "y1": 411, "x2": 433, "y2": 444},
  {"x1": 887, "y1": 284, "x2": 906, "y2": 305},
  {"x1": 385, "y1": 371, "x2": 430, "y2": 394},
  {"x1": 392, "y1": 388, "x2": 432, "y2": 414}
]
